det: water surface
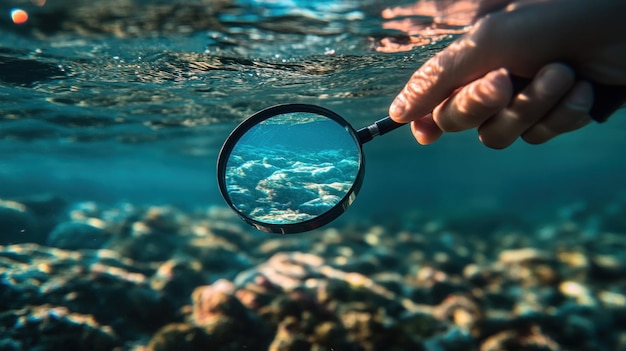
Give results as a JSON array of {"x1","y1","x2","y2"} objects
[{"x1": 1, "y1": 0, "x2": 625, "y2": 227}]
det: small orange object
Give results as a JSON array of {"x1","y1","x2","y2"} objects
[{"x1": 11, "y1": 9, "x2": 29, "y2": 24}]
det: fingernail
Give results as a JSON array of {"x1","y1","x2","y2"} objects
[{"x1": 390, "y1": 95, "x2": 406, "y2": 118}]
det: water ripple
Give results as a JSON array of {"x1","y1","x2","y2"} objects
[{"x1": 0, "y1": 0, "x2": 452, "y2": 152}]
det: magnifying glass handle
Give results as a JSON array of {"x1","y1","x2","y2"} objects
[
  {"x1": 510, "y1": 75, "x2": 626, "y2": 122},
  {"x1": 357, "y1": 116, "x2": 406, "y2": 144}
]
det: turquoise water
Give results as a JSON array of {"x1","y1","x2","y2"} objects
[
  {"x1": 1, "y1": 0, "x2": 625, "y2": 226},
  {"x1": 224, "y1": 114, "x2": 361, "y2": 224},
  {"x1": 3, "y1": 1, "x2": 626, "y2": 350}
]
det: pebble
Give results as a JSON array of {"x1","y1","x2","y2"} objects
[
  {"x1": 0, "y1": 305, "x2": 120, "y2": 351},
  {"x1": 46, "y1": 220, "x2": 110, "y2": 250},
  {"x1": 0, "y1": 199, "x2": 38, "y2": 244},
  {"x1": 0, "y1": 198, "x2": 625, "y2": 351},
  {"x1": 498, "y1": 248, "x2": 550, "y2": 265},
  {"x1": 480, "y1": 326, "x2": 559, "y2": 351}
]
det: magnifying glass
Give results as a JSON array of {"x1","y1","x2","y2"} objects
[
  {"x1": 217, "y1": 104, "x2": 404, "y2": 234},
  {"x1": 217, "y1": 80, "x2": 626, "y2": 234}
]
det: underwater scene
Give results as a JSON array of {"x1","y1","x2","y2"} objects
[
  {"x1": 223, "y1": 112, "x2": 361, "y2": 226},
  {"x1": 1, "y1": 0, "x2": 626, "y2": 350}
]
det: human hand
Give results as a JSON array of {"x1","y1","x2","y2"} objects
[{"x1": 389, "y1": 0, "x2": 626, "y2": 148}]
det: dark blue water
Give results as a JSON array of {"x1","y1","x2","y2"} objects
[{"x1": 0, "y1": 0, "x2": 625, "y2": 229}]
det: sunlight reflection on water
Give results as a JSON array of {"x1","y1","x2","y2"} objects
[{"x1": 0, "y1": 0, "x2": 624, "y2": 218}]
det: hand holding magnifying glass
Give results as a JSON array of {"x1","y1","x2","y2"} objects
[
  {"x1": 217, "y1": 76, "x2": 626, "y2": 234},
  {"x1": 217, "y1": 0, "x2": 626, "y2": 233}
]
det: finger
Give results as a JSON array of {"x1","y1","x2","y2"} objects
[
  {"x1": 522, "y1": 80, "x2": 594, "y2": 144},
  {"x1": 478, "y1": 63, "x2": 576, "y2": 149},
  {"x1": 389, "y1": 15, "x2": 516, "y2": 124},
  {"x1": 432, "y1": 68, "x2": 512, "y2": 132},
  {"x1": 388, "y1": 4, "x2": 571, "y2": 125},
  {"x1": 410, "y1": 113, "x2": 443, "y2": 145},
  {"x1": 389, "y1": 37, "x2": 491, "y2": 123}
]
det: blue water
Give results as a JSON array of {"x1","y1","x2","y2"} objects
[
  {"x1": 234, "y1": 114, "x2": 358, "y2": 152},
  {"x1": 225, "y1": 143, "x2": 360, "y2": 224},
  {"x1": 1, "y1": 0, "x2": 625, "y2": 230}
]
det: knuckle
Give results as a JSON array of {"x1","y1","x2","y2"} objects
[
  {"x1": 404, "y1": 79, "x2": 425, "y2": 101},
  {"x1": 405, "y1": 61, "x2": 443, "y2": 99},
  {"x1": 434, "y1": 88, "x2": 500, "y2": 133},
  {"x1": 470, "y1": 12, "x2": 533, "y2": 72},
  {"x1": 470, "y1": 13, "x2": 508, "y2": 47}
]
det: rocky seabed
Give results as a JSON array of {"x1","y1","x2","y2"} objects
[{"x1": 1, "y1": 195, "x2": 626, "y2": 351}]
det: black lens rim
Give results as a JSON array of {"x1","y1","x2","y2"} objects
[{"x1": 217, "y1": 103, "x2": 365, "y2": 234}]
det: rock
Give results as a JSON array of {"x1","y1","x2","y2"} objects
[
  {"x1": 554, "y1": 304, "x2": 616, "y2": 350},
  {"x1": 142, "y1": 206, "x2": 184, "y2": 234},
  {"x1": 408, "y1": 266, "x2": 465, "y2": 305},
  {"x1": 150, "y1": 259, "x2": 206, "y2": 301},
  {"x1": 480, "y1": 326, "x2": 559, "y2": 351},
  {"x1": 268, "y1": 316, "x2": 312, "y2": 351},
  {"x1": 13, "y1": 194, "x2": 68, "y2": 240},
  {"x1": 0, "y1": 200, "x2": 39, "y2": 244},
  {"x1": 181, "y1": 237, "x2": 251, "y2": 278},
  {"x1": 191, "y1": 284, "x2": 245, "y2": 326},
  {"x1": 46, "y1": 220, "x2": 110, "y2": 250},
  {"x1": 68, "y1": 201, "x2": 100, "y2": 219},
  {"x1": 498, "y1": 248, "x2": 551, "y2": 265},
  {"x1": 434, "y1": 295, "x2": 483, "y2": 332},
  {"x1": 3, "y1": 198, "x2": 626, "y2": 351},
  {"x1": 337, "y1": 303, "x2": 390, "y2": 351},
  {"x1": 310, "y1": 321, "x2": 352, "y2": 350},
  {"x1": 559, "y1": 281, "x2": 595, "y2": 305},
  {"x1": 423, "y1": 326, "x2": 475, "y2": 351},
  {"x1": 590, "y1": 253, "x2": 626, "y2": 280},
  {"x1": 234, "y1": 277, "x2": 276, "y2": 310},
  {"x1": 0, "y1": 244, "x2": 176, "y2": 340},
  {"x1": 394, "y1": 312, "x2": 443, "y2": 347},
  {"x1": 147, "y1": 323, "x2": 213, "y2": 351},
  {"x1": 0, "y1": 305, "x2": 121, "y2": 351},
  {"x1": 190, "y1": 283, "x2": 272, "y2": 350},
  {"x1": 463, "y1": 263, "x2": 491, "y2": 288},
  {"x1": 11, "y1": 193, "x2": 67, "y2": 218},
  {"x1": 106, "y1": 232, "x2": 178, "y2": 262}
]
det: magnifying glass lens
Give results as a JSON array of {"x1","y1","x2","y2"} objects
[{"x1": 219, "y1": 107, "x2": 364, "y2": 233}]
